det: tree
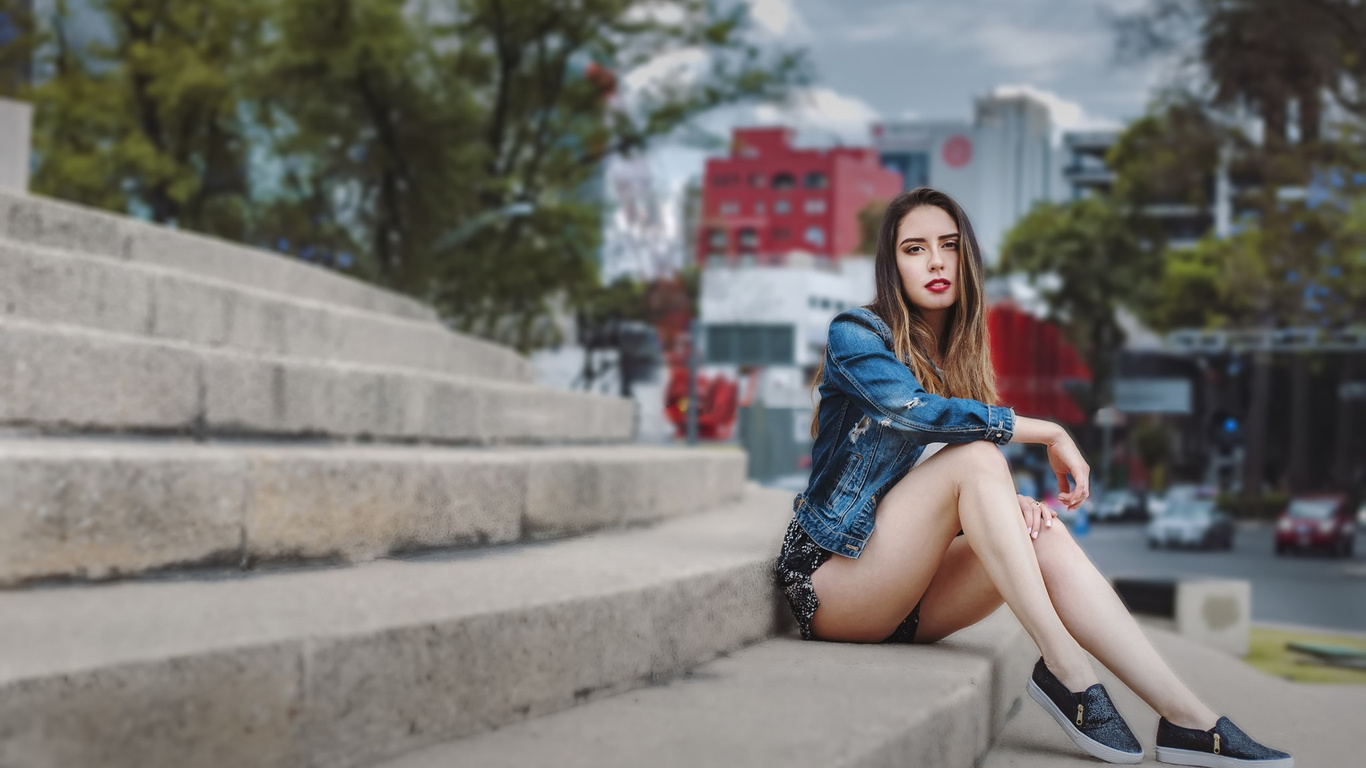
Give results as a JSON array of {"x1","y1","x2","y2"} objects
[
  {"x1": 1115, "y1": 0, "x2": 1366, "y2": 155},
  {"x1": 20, "y1": 0, "x2": 269, "y2": 238},
  {"x1": 855, "y1": 198, "x2": 888, "y2": 254},
  {"x1": 3, "y1": 0, "x2": 807, "y2": 351},
  {"x1": 998, "y1": 198, "x2": 1161, "y2": 411}
]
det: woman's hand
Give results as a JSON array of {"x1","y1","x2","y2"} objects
[
  {"x1": 1046, "y1": 429, "x2": 1091, "y2": 511},
  {"x1": 1017, "y1": 494, "x2": 1056, "y2": 539}
]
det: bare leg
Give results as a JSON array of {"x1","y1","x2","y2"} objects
[
  {"x1": 810, "y1": 441, "x2": 1098, "y2": 691},
  {"x1": 911, "y1": 511, "x2": 1219, "y2": 730},
  {"x1": 1031, "y1": 520, "x2": 1219, "y2": 729}
]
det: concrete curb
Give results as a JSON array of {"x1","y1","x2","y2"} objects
[
  {"x1": 0, "y1": 486, "x2": 792, "y2": 768},
  {"x1": 0, "y1": 189, "x2": 437, "y2": 323},
  {"x1": 0, "y1": 238, "x2": 532, "y2": 382},
  {"x1": 0, "y1": 317, "x2": 633, "y2": 444},
  {"x1": 377, "y1": 609, "x2": 1033, "y2": 768},
  {"x1": 0, "y1": 439, "x2": 748, "y2": 585}
]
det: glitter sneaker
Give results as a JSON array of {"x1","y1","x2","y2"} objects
[
  {"x1": 1026, "y1": 657, "x2": 1144, "y2": 764},
  {"x1": 1155, "y1": 715, "x2": 1293, "y2": 767}
]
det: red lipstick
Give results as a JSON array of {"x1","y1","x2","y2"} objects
[{"x1": 924, "y1": 278, "x2": 951, "y2": 293}]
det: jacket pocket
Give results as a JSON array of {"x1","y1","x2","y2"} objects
[{"x1": 824, "y1": 450, "x2": 867, "y2": 520}]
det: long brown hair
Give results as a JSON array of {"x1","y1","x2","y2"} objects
[{"x1": 810, "y1": 187, "x2": 997, "y2": 437}]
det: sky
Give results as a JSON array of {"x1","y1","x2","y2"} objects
[{"x1": 746, "y1": 0, "x2": 1177, "y2": 138}]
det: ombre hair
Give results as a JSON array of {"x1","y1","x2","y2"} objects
[{"x1": 811, "y1": 187, "x2": 997, "y2": 437}]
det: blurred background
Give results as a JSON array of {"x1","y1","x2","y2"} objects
[{"x1": 1, "y1": 0, "x2": 1364, "y2": 733}]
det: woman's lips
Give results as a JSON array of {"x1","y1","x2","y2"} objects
[{"x1": 925, "y1": 279, "x2": 951, "y2": 293}]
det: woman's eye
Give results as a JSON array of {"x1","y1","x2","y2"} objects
[{"x1": 944, "y1": 241, "x2": 958, "y2": 249}]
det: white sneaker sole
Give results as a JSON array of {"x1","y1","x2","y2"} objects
[
  {"x1": 1156, "y1": 746, "x2": 1293, "y2": 767},
  {"x1": 1026, "y1": 678, "x2": 1144, "y2": 765}
]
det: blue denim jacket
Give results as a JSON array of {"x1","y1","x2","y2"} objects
[{"x1": 794, "y1": 307, "x2": 1016, "y2": 558}]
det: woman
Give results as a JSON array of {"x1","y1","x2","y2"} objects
[{"x1": 777, "y1": 188, "x2": 1291, "y2": 767}]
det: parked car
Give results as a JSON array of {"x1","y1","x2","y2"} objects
[
  {"x1": 1093, "y1": 488, "x2": 1146, "y2": 522},
  {"x1": 1146, "y1": 498, "x2": 1234, "y2": 550},
  {"x1": 1275, "y1": 495, "x2": 1357, "y2": 557},
  {"x1": 1145, "y1": 483, "x2": 1203, "y2": 518}
]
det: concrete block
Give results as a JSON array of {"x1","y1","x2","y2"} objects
[
  {"x1": 0, "y1": 188, "x2": 437, "y2": 323},
  {"x1": 242, "y1": 449, "x2": 527, "y2": 562},
  {"x1": 0, "y1": 644, "x2": 302, "y2": 768},
  {"x1": 0, "y1": 446, "x2": 247, "y2": 583},
  {"x1": 0, "y1": 317, "x2": 630, "y2": 443},
  {"x1": 0, "y1": 98, "x2": 31, "y2": 192},
  {"x1": 0, "y1": 440, "x2": 749, "y2": 584},
  {"x1": 0, "y1": 487, "x2": 793, "y2": 768},
  {"x1": 0, "y1": 319, "x2": 199, "y2": 431},
  {"x1": 0, "y1": 240, "x2": 533, "y2": 382},
  {"x1": 377, "y1": 636, "x2": 1015, "y2": 768},
  {"x1": 1113, "y1": 576, "x2": 1251, "y2": 656}
]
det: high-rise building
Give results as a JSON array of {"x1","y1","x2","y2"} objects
[
  {"x1": 696, "y1": 127, "x2": 902, "y2": 265},
  {"x1": 873, "y1": 91, "x2": 1061, "y2": 266}
]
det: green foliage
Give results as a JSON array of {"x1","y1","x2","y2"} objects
[
  {"x1": 999, "y1": 197, "x2": 1160, "y2": 404},
  {"x1": 4, "y1": 0, "x2": 807, "y2": 352},
  {"x1": 21, "y1": 0, "x2": 269, "y2": 237},
  {"x1": 1108, "y1": 96, "x2": 1228, "y2": 211},
  {"x1": 1132, "y1": 417, "x2": 1175, "y2": 474}
]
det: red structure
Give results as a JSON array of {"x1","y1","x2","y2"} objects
[
  {"x1": 989, "y1": 302, "x2": 1091, "y2": 425},
  {"x1": 698, "y1": 127, "x2": 903, "y2": 264}
]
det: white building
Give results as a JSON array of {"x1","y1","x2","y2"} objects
[
  {"x1": 873, "y1": 91, "x2": 1065, "y2": 265},
  {"x1": 699, "y1": 253, "x2": 875, "y2": 479}
]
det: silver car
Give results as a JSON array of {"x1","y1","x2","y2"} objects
[{"x1": 1146, "y1": 498, "x2": 1235, "y2": 550}]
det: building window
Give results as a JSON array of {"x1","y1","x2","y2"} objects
[
  {"x1": 770, "y1": 226, "x2": 790, "y2": 240},
  {"x1": 707, "y1": 228, "x2": 727, "y2": 249},
  {"x1": 805, "y1": 226, "x2": 826, "y2": 247},
  {"x1": 755, "y1": 201, "x2": 766, "y2": 214},
  {"x1": 804, "y1": 198, "x2": 827, "y2": 214},
  {"x1": 719, "y1": 201, "x2": 739, "y2": 215},
  {"x1": 737, "y1": 227, "x2": 759, "y2": 252},
  {"x1": 749, "y1": 173, "x2": 766, "y2": 188},
  {"x1": 772, "y1": 172, "x2": 796, "y2": 189},
  {"x1": 705, "y1": 324, "x2": 795, "y2": 365},
  {"x1": 774, "y1": 199, "x2": 791, "y2": 214},
  {"x1": 804, "y1": 172, "x2": 828, "y2": 189},
  {"x1": 808, "y1": 296, "x2": 818, "y2": 308}
]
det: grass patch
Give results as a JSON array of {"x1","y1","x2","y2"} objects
[{"x1": 1245, "y1": 626, "x2": 1366, "y2": 684}]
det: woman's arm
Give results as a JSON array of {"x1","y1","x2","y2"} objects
[
  {"x1": 1011, "y1": 415, "x2": 1091, "y2": 511},
  {"x1": 825, "y1": 313, "x2": 1014, "y2": 445}
]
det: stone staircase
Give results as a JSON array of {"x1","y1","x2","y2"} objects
[{"x1": 0, "y1": 190, "x2": 1035, "y2": 768}]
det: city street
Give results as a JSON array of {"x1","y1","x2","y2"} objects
[{"x1": 1077, "y1": 521, "x2": 1366, "y2": 633}]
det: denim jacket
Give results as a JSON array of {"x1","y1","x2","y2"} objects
[{"x1": 794, "y1": 307, "x2": 1016, "y2": 558}]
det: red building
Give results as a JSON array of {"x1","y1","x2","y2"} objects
[{"x1": 698, "y1": 127, "x2": 903, "y2": 265}]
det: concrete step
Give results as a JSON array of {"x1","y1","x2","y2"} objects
[
  {"x1": 0, "y1": 485, "x2": 792, "y2": 768},
  {"x1": 375, "y1": 608, "x2": 1032, "y2": 768},
  {"x1": 0, "y1": 188, "x2": 436, "y2": 323},
  {"x1": 0, "y1": 317, "x2": 632, "y2": 443},
  {"x1": 0, "y1": 237, "x2": 532, "y2": 382},
  {"x1": 0, "y1": 438, "x2": 747, "y2": 585}
]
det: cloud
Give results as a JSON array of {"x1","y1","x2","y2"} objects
[
  {"x1": 748, "y1": 0, "x2": 810, "y2": 40},
  {"x1": 749, "y1": 86, "x2": 883, "y2": 145}
]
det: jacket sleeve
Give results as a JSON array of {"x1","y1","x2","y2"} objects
[{"x1": 824, "y1": 313, "x2": 1015, "y2": 445}]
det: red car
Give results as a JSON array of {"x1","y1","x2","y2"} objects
[{"x1": 1274, "y1": 495, "x2": 1358, "y2": 557}]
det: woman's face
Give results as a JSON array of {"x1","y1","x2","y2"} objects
[{"x1": 895, "y1": 204, "x2": 961, "y2": 315}]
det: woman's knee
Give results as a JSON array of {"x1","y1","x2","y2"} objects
[
  {"x1": 1032, "y1": 518, "x2": 1083, "y2": 569},
  {"x1": 940, "y1": 440, "x2": 1011, "y2": 479}
]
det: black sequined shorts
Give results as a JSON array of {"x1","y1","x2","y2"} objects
[{"x1": 775, "y1": 515, "x2": 921, "y2": 643}]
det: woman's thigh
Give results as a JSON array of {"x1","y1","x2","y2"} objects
[
  {"x1": 809, "y1": 442, "x2": 992, "y2": 643},
  {"x1": 912, "y1": 536, "x2": 1004, "y2": 643}
]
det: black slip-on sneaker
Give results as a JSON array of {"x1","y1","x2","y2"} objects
[
  {"x1": 1156, "y1": 715, "x2": 1293, "y2": 767},
  {"x1": 1026, "y1": 657, "x2": 1144, "y2": 764}
]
